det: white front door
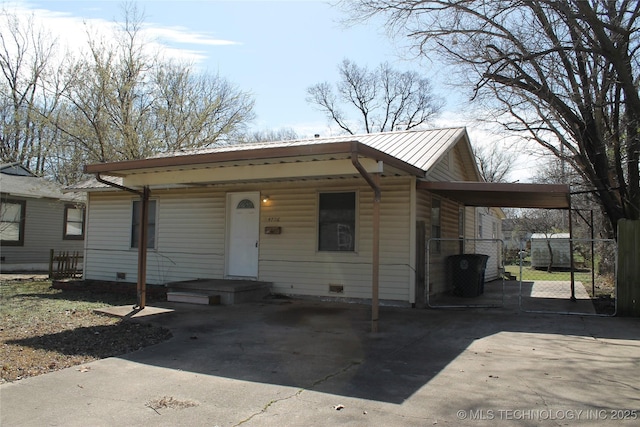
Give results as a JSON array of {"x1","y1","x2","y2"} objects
[{"x1": 226, "y1": 192, "x2": 260, "y2": 278}]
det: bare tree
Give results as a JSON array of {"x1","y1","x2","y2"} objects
[
  {"x1": 344, "y1": 0, "x2": 640, "y2": 237},
  {"x1": 56, "y1": 3, "x2": 254, "y2": 165},
  {"x1": 307, "y1": 59, "x2": 442, "y2": 134},
  {"x1": 473, "y1": 144, "x2": 517, "y2": 183},
  {"x1": 0, "y1": 9, "x2": 57, "y2": 174},
  {"x1": 2, "y1": 4, "x2": 254, "y2": 184},
  {"x1": 242, "y1": 127, "x2": 299, "y2": 143},
  {"x1": 153, "y1": 62, "x2": 254, "y2": 151}
]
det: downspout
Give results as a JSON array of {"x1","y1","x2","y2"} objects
[
  {"x1": 95, "y1": 173, "x2": 150, "y2": 309},
  {"x1": 351, "y1": 142, "x2": 381, "y2": 333}
]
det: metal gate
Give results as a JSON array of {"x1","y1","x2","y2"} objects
[
  {"x1": 510, "y1": 238, "x2": 617, "y2": 316},
  {"x1": 426, "y1": 238, "x2": 505, "y2": 308},
  {"x1": 425, "y1": 237, "x2": 617, "y2": 315}
]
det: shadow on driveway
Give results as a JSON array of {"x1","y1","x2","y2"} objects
[{"x1": 82, "y1": 298, "x2": 639, "y2": 405}]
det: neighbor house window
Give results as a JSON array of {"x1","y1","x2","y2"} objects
[
  {"x1": 478, "y1": 213, "x2": 484, "y2": 238},
  {"x1": 0, "y1": 199, "x2": 26, "y2": 246},
  {"x1": 131, "y1": 200, "x2": 157, "y2": 249},
  {"x1": 318, "y1": 192, "x2": 356, "y2": 251},
  {"x1": 63, "y1": 205, "x2": 85, "y2": 240},
  {"x1": 431, "y1": 198, "x2": 441, "y2": 253}
]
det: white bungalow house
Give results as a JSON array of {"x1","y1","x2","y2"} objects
[
  {"x1": 1, "y1": 163, "x2": 85, "y2": 272},
  {"x1": 75, "y1": 128, "x2": 571, "y2": 316}
]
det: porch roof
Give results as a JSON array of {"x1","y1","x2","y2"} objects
[
  {"x1": 82, "y1": 128, "x2": 474, "y2": 188},
  {"x1": 417, "y1": 181, "x2": 571, "y2": 209}
]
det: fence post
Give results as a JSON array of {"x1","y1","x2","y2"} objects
[
  {"x1": 48, "y1": 249, "x2": 54, "y2": 279},
  {"x1": 617, "y1": 219, "x2": 640, "y2": 317}
]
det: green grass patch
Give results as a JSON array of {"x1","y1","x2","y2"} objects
[{"x1": 504, "y1": 265, "x2": 593, "y2": 282}]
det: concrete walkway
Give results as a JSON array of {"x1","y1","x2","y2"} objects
[{"x1": 1, "y1": 299, "x2": 639, "y2": 426}]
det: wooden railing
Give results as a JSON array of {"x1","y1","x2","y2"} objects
[{"x1": 49, "y1": 249, "x2": 83, "y2": 279}]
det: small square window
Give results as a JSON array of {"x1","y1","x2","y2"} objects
[{"x1": 318, "y1": 192, "x2": 356, "y2": 251}]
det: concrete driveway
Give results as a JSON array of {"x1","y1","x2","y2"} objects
[{"x1": 1, "y1": 298, "x2": 639, "y2": 426}]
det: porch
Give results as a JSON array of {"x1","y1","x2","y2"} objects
[{"x1": 166, "y1": 278, "x2": 272, "y2": 305}]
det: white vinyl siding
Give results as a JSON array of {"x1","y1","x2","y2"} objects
[
  {"x1": 84, "y1": 177, "x2": 415, "y2": 303},
  {"x1": 427, "y1": 145, "x2": 467, "y2": 181},
  {"x1": 417, "y1": 143, "x2": 480, "y2": 295},
  {"x1": 259, "y1": 177, "x2": 413, "y2": 302},
  {"x1": 475, "y1": 207, "x2": 503, "y2": 281},
  {"x1": 85, "y1": 189, "x2": 226, "y2": 284}
]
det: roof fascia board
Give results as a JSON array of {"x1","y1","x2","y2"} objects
[
  {"x1": 460, "y1": 129, "x2": 483, "y2": 181},
  {"x1": 84, "y1": 142, "x2": 357, "y2": 174}
]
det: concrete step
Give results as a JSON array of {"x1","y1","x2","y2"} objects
[
  {"x1": 166, "y1": 279, "x2": 272, "y2": 305},
  {"x1": 167, "y1": 291, "x2": 221, "y2": 305}
]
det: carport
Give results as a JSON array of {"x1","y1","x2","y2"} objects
[{"x1": 417, "y1": 181, "x2": 577, "y2": 299}]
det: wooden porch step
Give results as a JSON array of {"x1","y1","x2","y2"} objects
[{"x1": 167, "y1": 291, "x2": 221, "y2": 305}]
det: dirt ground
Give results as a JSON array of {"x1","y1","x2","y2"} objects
[{"x1": 0, "y1": 277, "x2": 171, "y2": 383}]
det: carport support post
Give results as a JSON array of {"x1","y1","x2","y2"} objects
[
  {"x1": 569, "y1": 203, "x2": 576, "y2": 301},
  {"x1": 137, "y1": 186, "x2": 150, "y2": 309}
]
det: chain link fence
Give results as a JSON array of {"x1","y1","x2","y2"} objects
[
  {"x1": 426, "y1": 238, "x2": 505, "y2": 308},
  {"x1": 505, "y1": 238, "x2": 617, "y2": 316}
]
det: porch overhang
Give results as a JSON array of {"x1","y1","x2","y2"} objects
[
  {"x1": 417, "y1": 181, "x2": 571, "y2": 209},
  {"x1": 84, "y1": 141, "x2": 425, "y2": 187}
]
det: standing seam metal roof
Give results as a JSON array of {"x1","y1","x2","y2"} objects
[{"x1": 149, "y1": 127, "x2": 468, "y2": 174}]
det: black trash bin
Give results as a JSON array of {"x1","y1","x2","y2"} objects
[{"x1": 447, "y1": 254, "x2": 489, "y2": 297}]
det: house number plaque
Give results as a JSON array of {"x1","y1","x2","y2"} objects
[{"x1": 265, "y1": 226, "x2": 282, "y2": 235}]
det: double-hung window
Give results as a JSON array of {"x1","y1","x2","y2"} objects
[
  {"x1": 131, "y1": 200, "x2": 157, "y2": 249},
  {"x1": 318, "y1": 192, "x2": 356, "y2": 252},
  {"x1": 63, "y1": 205, "x2": 85, "y2": 240},
  {"x1": 0, "y1": 199, "x2": 26, "y2": 246}
]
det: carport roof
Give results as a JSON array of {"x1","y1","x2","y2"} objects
[{"x1": 418, "y1": 181, "x2": 571, "y2": 209}]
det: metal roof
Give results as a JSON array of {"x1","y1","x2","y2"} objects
[
  {"x1": 84, "y1": 128, "x2": 472, "y2": 177},
  {"x1": 78, "y1": 128, "x2": 571, "y2": 210}
]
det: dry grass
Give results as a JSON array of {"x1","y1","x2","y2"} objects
[{"x1": 0, "y1": 279, "x2": 171, "y2": 383}]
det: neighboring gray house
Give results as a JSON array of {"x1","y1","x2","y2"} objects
[{"x1": 0, "y1": 164, "x2": 85, "y2": 272}]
